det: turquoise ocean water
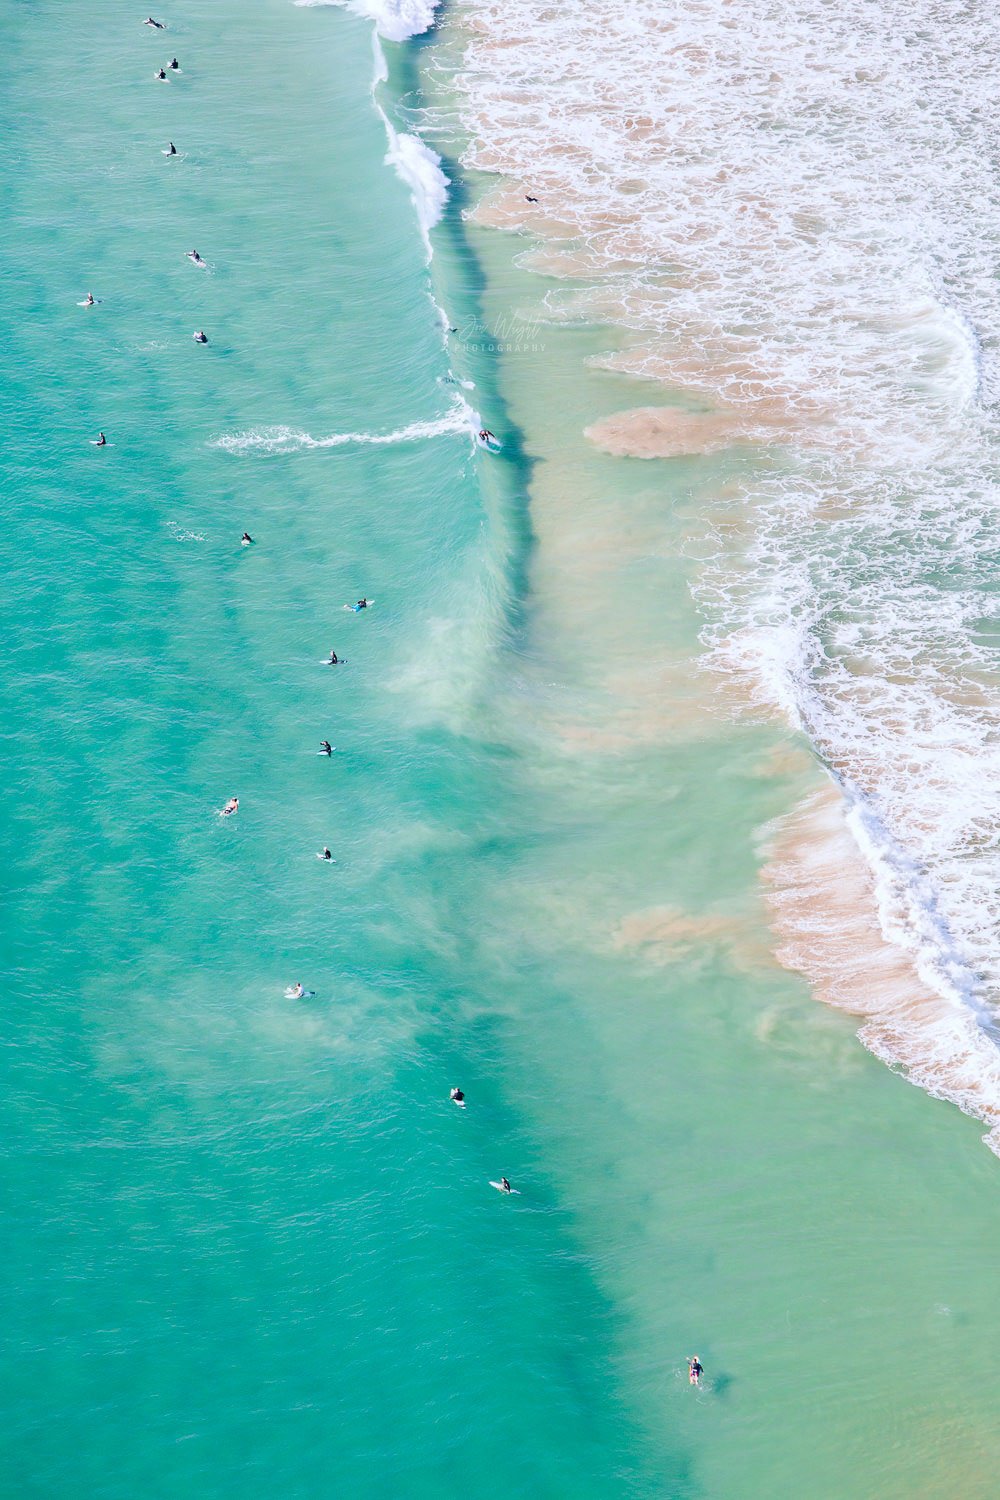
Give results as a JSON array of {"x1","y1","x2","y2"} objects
[
  {"x1": 9, "y1": 3, "x2": 1000, "y2": 1498},
  {"x1": 1, "y1": 3, "x2": 651, "y2": 1493}
]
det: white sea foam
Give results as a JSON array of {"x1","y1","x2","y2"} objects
[
  {"x1": 378, "y1": 109, "x2": 450, "y2": 256},
  {"x1": 214, "y1": 394, "x2": 477, "y2": 454},
  {"x1": 295, "y1": 0, "x2": 440, "y2": 43},
  {"x1": 445, "y1": 0, "x2": 1000, "y2": 1135}
]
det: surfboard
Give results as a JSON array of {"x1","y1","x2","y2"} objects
[
  {"x1": 489, "y1": 1181, "x2": 519, "y2": 1194},
  {"x1": 318, "y1": 658, "x2": 346, "y2": 665},
  {"x1": 284, "y1": 986, "x2": 315, "y2": 999},
  {"x1": 342, "y1": 600, "x2": 374, "y2": 612},
  {"x1": 77, "y1": 299, "x2": 100, "y2": 307}
]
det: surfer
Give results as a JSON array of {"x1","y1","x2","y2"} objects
[
  {"x1": 289, "y1": 981, "x2": 305, "y2": 999},
  {"x1": 165, "y1": 141, "x2": 177, "y2": 156},
  {"x1": 83, "y1": 292, "x2": 95, "y2": 307},
  {"x1": 355, "y1": 598, "x2": 369, "y2": 611},
  {"x1": 450, "y1": 1087, "x2": 465, "y2": 1106},
  {"x1": 499, "y1": 1177, "x2": 512, "y2": 1194},
  {"x1": 478, "y1": 428, "x2": 497, "y2": 445},
  {"x1": 219, "y1": 796, "x2": 239, "y2": 817},
  {"x1": 193, "y1": 330, "x2": 208, "y2": 343},
  {"x1": 326, "y1": 650, "x2": 340, "y2": 665},
  {"x1": 318, "y1": 847, "x2": 333, "y2": 861},
  {"x1": 241, "y1": 532, "x2": 253, "y2": 546},
  {"x1": 525, "y1": 195, "x2": 539, "y2": 203},
  {"x1": 319, "y1": 740, "x2": 333, "y2": 756},
  {"x1": 144, "y1": 16, "x2": 165, "y2": 26},
  {"x1": 688, "y1": 1357, "x2": 703, "y2": 1386},
  {"x1": 155, "y1": 67, "x2": 167, "y2": 80},
  {"x1": 93, "y1": 432, "x2": 107, "y2": 446},
  {"x1": 187, "y1": 249, "x2": 205, "y2": 266},
  {"x1": 168, "y1": 57, "x2": 179, "y2": 69}
]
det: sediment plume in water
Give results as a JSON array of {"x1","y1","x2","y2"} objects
[{"x1": 439, "y1": 0, "x2": 1000, "y2": 1140}]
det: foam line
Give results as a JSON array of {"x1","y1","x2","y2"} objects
[{"x1": 215, "y1": 395, "x2": 478, "y2": 454}]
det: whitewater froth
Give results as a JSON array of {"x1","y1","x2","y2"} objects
[
  {"x1": 215, "y1": 395, "x2": 477, "y2": 454},
  {"x1": 445, "y1": 0, "x2": 1000, "y2": 1139},
  {"x1": 295, "y1": 0, "x2": 440, "y2": 44}
]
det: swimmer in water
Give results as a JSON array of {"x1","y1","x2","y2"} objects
[
  {"x1": 165, "y1": 142, "x2": 177, "y2": 156},
  {"x1": 219, "y1": 796, "x2": 239, "y2": 817},
  {"x1": 317, "y1": 847, "x2": 333, "y2": 861},
  {"x1": 155, "y1": 67, "x2": 167, "y2": 80},
  {"x1": 144, "y1": 16, "x2": 165, "y2": 26},
  {"x1": 450, "y1": 1087, "x2": 465, "y2": 1106},
  {"x1": 93, "y1": 432, "x2": 107, "y2": 446},
  {"x1": 168, "y1": 57, "x2": 179, "y2": 69},
  {"x1": 193, "y1": 330, "x2": 208, "y2": 343},
  {"x1": 688, "y1": 1357, "x2": 703, "y2": 1386},
  {"x1": 241, "y1": 532, "x2": 253, "y2": 546},
  {"x1": 499, "y1": 1177, "x2": 512, "y2": 1194},
  {"x1": 187, "y1": 249, "x2": 205, "y2": 265},
  {"x1": 326, "y1": 650, "x2": 340, "y2": 665},
  {"x1": 319, "y1": 741, "x2": 333, "y2": 756}
]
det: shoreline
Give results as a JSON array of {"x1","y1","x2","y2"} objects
[{"x1": 406, "y1": 0, "x2": 1000, "y2": 1156}]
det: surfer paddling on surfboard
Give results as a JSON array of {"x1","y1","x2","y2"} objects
[
  {"x1": 218, "y1": 796, "x2": 239, "y2": 817},
  {"x1": 688, "y1": 1357, "x2": 703, "y2": 1387}
]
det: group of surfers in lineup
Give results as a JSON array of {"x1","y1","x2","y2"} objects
[{"x1": 107, "y1": 9, "x2": 706, "y2": 1387}]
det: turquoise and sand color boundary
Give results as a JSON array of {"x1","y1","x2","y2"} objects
[
  {"x1": 340, "y1": 0, "x2": 1000, "y2": 1154},
  {"x1": 306, "y1": 2, "x2": 1000, "y2": 1491}
]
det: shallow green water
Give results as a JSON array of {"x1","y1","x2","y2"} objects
[{"x1": 5, "y1": 2, "x2": 1000, "y2": 1496}]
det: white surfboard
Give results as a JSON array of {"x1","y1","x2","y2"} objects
[
  {"x1": 489, "y1": 1181, "x2": 519, "y2": 1195},
  {"x1": 284, "y1": 986, "x2": 316, "y2": 1000}
]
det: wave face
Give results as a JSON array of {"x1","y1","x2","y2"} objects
[
  {"x1": 448, "y1": 0, "x2": 1000, "y2": 1135},
  {"x1": 380, "y1": 114, "x2": 450, "y2": 252},
  {"x1": 295, "y1": 0, "x2": 440, "y2": 43}
]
